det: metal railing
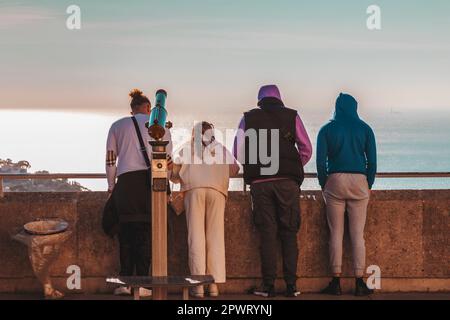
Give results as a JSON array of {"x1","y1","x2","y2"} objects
[{"x1": 1, "y1": 172, "x2": 450, "y2": 198}]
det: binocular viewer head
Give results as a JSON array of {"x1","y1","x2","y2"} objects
[{"x1": 147, "y1": 89, "x2": 168, "y2": 140}]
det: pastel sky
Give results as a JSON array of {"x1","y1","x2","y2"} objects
[{"x1": 1, "y1": 0, "x2": 449, "y2": 116}]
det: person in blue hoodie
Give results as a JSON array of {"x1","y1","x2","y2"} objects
[{"x1": 316, "y1": 93, "x2": 377, "y2": 296}]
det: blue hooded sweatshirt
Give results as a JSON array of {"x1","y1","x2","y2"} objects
[{"x1": 316, "y1": 93, "x2": 377, "y2": 189}]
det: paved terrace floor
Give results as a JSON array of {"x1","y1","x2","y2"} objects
[{"x1": 1, "y1": 293, "x2": 449, "y2": 300}]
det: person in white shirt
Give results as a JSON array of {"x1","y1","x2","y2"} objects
[
  {"x1": 105, "y1": 89, "x2": 172, "y2": 297},
  {"x1": 171, "y1": 122, "x2": 239, "y2": 298}
]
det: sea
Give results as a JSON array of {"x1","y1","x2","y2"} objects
[{"x1": 0, "y1": 109, "x2": 449, "y2": 191}]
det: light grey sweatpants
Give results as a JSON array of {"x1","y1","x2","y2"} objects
[{"x1": 323, "y1": 173, "x2": 370, "y2": 277}]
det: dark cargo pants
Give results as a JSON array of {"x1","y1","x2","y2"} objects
[{"x1": 250, "y1": 179, "x2": 301, "y2": 287}]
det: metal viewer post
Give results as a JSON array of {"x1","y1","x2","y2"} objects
[{"x1": 149, "y1": 139, "x2": 169, "y2": 300}]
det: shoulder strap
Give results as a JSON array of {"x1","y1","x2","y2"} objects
[{"x1": 131, "y1": 116, "x2": 151, "y2": 169}]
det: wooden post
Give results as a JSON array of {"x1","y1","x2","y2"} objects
[
  {"x1": 0, "y1": 177, "x2": 4, "y2": 198},
  {"x1": 150, "y1": 141, "x2": 169, "y2": 300},
  {"x1": 182, "y1": 287, "x2": 189, "y2": 300},
  {"x1": 133, "y1": 287, "x2": 140, "y2": 301}
]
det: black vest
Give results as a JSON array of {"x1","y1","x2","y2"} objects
[{"x1": 243, "y1": 105, "x2": 304, "y2": 185}]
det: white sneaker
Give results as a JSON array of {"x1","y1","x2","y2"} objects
[
  {"x1": 114, "y1": 286, "x2": 131, "y2": 296},
  {"x1": 208, "y1": 283, "x2": 219, "y2": 297},
  {"x1": 190, "y1": 285, "x2": 204, "y2": 298},
  {"x1": 139, "y1": 287, "x2": 153, "y2": 298}
]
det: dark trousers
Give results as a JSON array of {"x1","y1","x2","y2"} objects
[
  {"x1": 118, "y1": 223, "x2": 151, "y2": 276},
  {"x1": 250, "y1": 179, "x2": 301, "y2": 286}
]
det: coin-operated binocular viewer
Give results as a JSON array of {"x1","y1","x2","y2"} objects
[{"x1": 147, "y1": 89, "x2": 169, "y2": 300}]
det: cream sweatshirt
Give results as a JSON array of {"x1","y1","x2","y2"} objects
[{"x1": 171, "y1": 141, "x2": 240, "y2": 197}]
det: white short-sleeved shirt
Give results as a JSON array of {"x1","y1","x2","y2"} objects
[{"x1": 106, "y1": 113, "x2": 172, "y2": 177}]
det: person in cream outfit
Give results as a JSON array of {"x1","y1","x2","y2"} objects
[{"x1": 171, "y1": 121, "x2": 239, "y2": 298}]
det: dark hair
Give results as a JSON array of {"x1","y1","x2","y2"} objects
[
  {"x1": 201, "y1": 121, "x2": 214, "y2": 134},
  {"x1": 196, "y1": 121, "x2": 215, "y2": 142},
  {"x1": 129, "y1": 89, "x2": 150, "y2": 109},
  {"x1": 192, "y1": 121, "x2": 216, "y2": 157}
]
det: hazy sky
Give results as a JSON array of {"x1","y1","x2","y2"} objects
[{"x1": 1, "y1": 0, "x2": 449, "y2": 116}]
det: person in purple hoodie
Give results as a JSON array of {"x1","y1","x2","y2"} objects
[{"x1": 233, "y1": 85, "x2": 312, "y2": 298}]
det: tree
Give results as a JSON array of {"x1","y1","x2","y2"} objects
[{"x1": 2, "y1": 159, "x2": 90, "y2": 192}]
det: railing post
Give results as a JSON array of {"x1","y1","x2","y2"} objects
[{"x1": 0, "y1": 177, "x2": 4, "y2": 198}]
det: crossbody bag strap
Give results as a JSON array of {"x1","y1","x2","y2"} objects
[
  {"x1": 131, "y1": 116, "x2": 151, "y2": 169},
  {"x1": 131, "y1": 116, "x2": 172, "y2": 196}
]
